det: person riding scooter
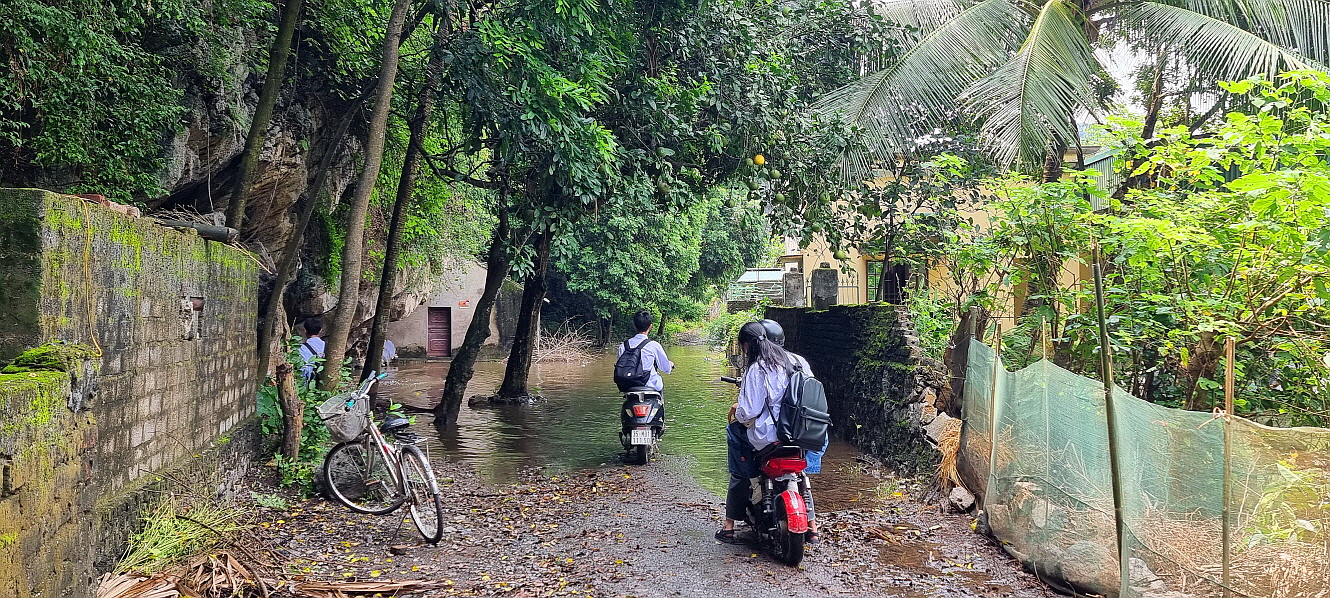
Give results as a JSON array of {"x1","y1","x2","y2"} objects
[
  {"x1": 615, "y1": 310, "x2": 673, "y2": 464},
  {"x1": 758, "y1": 318, "x2": 823, "y2": 544},
  {"x1": 716, "y1": 321, "x2": 794, "y2": 543}
]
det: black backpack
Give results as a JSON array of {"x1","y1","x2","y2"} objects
[
  {"x1": 772, "y1": 356, "x2": 830, "y2": 451},
  {"x1": 613, "y1": 338, "x2": 653, "y2": 391}
]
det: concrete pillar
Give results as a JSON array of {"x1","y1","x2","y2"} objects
[
  {"x1": 810, "y1": 264, "x2": 838, "y2": 310},
  {"x1": 782, "y1": 271, "x2": 805, "y2": 307}
]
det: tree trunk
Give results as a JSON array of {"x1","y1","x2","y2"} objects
[
  {"x1": 1183, "y1": 331, "x2": 1220, "y2": 411},
  {"x1": 497, "y1": 230, "x2": 552, "y2": 399},
  {"x1": 255, "y1": 102, "x2": 363, "y2": 386},
  {"x1": 1141, "y1": 50, "x2": 1169, "y2": 141},
  {"x1": 1041, "y1": 137, "x2": 1068, "y2": 183},
  {"x1": 361, "y1": 22, "x2": 448, "y2": 382},
  {"x1": 436, "y1": 208, "x2": 511, "y2": 426},
  {"x1": 320, "y1": 0, "x2": 414, "y2": 391},
  {"x1": 275, "y1": 361, "x2": 304, "y2": 460},
  {"x1": 225, "y1": 0, "x2": 306, "y2": 231}
]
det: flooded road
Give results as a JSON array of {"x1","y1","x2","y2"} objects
[{"x1": 377, "y1": 345, "x2": 885, "y2": 509}]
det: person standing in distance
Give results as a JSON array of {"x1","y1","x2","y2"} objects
[{"x1": 298, "y1": 317, "x2": 326, "y2": 382}]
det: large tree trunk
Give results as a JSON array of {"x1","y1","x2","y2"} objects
[
  {"x1": 275, "y1": 361, "x2": 304, "y2": 460},
  {"x1": 497, "y1": 230, "x2": 552, "y2": 399},
  {"x1": 225, "y1": 0, "x2": 306, "y2": 231},
  {"x1": 320, "y1": 0, "x2": 414, "y2": 391},
  {"x1": 255, "y1": 103, "x2": 362, "y2": 385},
  {"x1": 436, "y1": 208, "x2": 511, "y2": 426},
  {"x1": 361, "y1": 23, "x2": 448, "y2": 382}
]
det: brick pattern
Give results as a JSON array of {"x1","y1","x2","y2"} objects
[
  {"x1": 765, "y1": 304, "x2": 947, "y2": 474},
  {"x1": 0, "y1": 189, "x2": 258, "y2": 598}
]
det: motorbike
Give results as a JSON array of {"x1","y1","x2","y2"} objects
[
  {"x1": 720, "y1": 375, "x2": 812, "y2": 566},
  {"x1": 618, "y1": 386, "x2": 664, "y2": 465}
]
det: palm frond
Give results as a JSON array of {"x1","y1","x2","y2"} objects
[
  {"x1": 814, "y1": 0, "x2": 1029, "y2": 180},
  {"x1": 959, "y1": 0, "x2": 1104, "y2": 167},
  {"x1": 1162, "y1": 0, "x2": 1330, "y2": 65},
  {"x1": 1116, "y1": 2, "x2": 1319, "y2": 81}
]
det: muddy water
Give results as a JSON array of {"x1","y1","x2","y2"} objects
[{"x1": 377, "y1": 345, "x2": 884, "y2": 510}]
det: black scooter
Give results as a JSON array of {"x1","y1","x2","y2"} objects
[
  {"x1": 618, "y1": 386, "x2": 664, "y2": 465},
  {"x1": 721, "y1": 375, "x2": 812, "y2": 566}
]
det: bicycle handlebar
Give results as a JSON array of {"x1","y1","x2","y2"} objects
[{"x1": 720, "y1": 376, "x2": 740, "y2": 385}]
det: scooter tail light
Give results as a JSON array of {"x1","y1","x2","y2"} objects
[
  {"x1": 761, "y1": 457, "x2": 807, "y2": 477},
  {"x1": 781, "y1": 490, "x2": 809, "y2": 534},
  {"x1": 631, "y1": 404, "x2": 650, "y2": 417}
]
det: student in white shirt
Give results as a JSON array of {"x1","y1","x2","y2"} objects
[
  {"x1": 616, "y1": 310, "x2": 674, "y2": 392},
  {"x1": 716, "y1": 321, "x2": 793, "y2": 543}
]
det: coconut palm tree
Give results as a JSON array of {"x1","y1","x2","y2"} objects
[{"x1": 818, "y1": 0, "x2": 1330, "y2": 175}]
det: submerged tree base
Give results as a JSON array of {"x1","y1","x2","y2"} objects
[{"x1": 467, "y1": 394, "x2": 546, "y2": 408}]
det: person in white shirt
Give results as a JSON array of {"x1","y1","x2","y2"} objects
[
  {"x1": 760, "y1": 318, "x2": 823, "y2": 544},
  {"x1": 298, "y1": 317, "x2": 326, "y2": 382},
  {"x1": 616, "y1": 310, "x2": 674, "y2": 392},
  {"x1": 716, "y1": 321, "x2": 793, "y2": 543}
]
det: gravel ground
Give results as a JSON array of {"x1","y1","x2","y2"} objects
[{"x1": 245, "y1": 453, "x2": 1058, "y2": 598}]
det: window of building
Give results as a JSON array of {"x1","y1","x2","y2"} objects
[{"x1": 866, "y1": 261, "x2": 882, "y2": 302}]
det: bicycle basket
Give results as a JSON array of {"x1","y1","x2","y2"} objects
[{"x1": 317, "y1": 392, "x2": 368, "y2": 442}]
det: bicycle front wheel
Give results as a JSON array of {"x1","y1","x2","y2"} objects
[
  {"x1": 399, "y1": 444, "x2": 444, "y2": 543},
  {"x1": 324, "y1": 440, "x2": 406, "y2": 514}
]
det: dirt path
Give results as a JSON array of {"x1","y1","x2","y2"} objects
[{"x1": 249, "y1": 455, "x2": 1055, "y2": 597}]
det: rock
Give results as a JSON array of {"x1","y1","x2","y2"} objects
[
  {"x1": 921, "y1": 387, "x2": 937, "y2": 407},
  {"x1": 300, "y1": 291, "x2": 338, "y2": 315},
  {"x1": 1129, "y1": 557, "x2": 1161, "y2": 586},
  {"x1": 923, "y1": 412, "x2": 954, "y2": 444},
  {"x1": 948, "y1": 486, "x2": 976, "y2": 512},
  {"x1": 1058, "y1": 540, "x2": 1119, "y2": 596}
]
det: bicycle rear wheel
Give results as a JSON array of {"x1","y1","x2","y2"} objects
[
  {"x1": 324, "y1": 440, "x2": 406, "y2": 514},
  {"x1": 399, "y1": 444, "x2": 444, "y2": 543}
]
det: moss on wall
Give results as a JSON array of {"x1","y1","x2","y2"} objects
[{"x1": 2, "y1": 342, "x2": 99, "y2": 374}]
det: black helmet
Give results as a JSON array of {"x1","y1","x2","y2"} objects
[{"x1": 759, "y1": 319, "x2": 785, "y2": 345}]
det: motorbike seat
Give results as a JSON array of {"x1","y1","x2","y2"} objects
[{"x1": 756, "y1": 443, "x2": 803, "y2": 462}]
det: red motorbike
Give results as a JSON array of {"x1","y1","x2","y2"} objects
[{"x1": 721, "y1": 375, "x2": 812, "y2": 566}]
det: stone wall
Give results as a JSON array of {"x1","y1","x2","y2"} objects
[
  {"x1": 765, "y1": 304, "x2": 948, "y2": 475},
  {"x1": 0, "y1": 189, "x2": 260, "y2": 598}
]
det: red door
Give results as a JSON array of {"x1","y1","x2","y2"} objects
[{"x1": 427, "y1": 307, "x2": 452, "y2": 357}]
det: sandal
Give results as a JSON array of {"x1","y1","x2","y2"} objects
[
  {"x1": 805, "y1": 531, "x2": 821, "y2": 544},
  {"x1": 714, "y1": 529, "x2": 738, "y2": 544}
]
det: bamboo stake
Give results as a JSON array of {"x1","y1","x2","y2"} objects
[
  {"x1": 1223, "y1": 336, "x2": 1235, "y2": 598},
  {"x1": 1092, "y1": 248, "x2": 1130, "y2": 598},
  {"x1": 983, "y1": 323, "x2": 1003, "y2": 511}
]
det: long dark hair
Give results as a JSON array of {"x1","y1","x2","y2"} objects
[{"x1": 737, "y1": 321, "x2": 789, "y2": 372}]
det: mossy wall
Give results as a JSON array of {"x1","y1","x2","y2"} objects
[
  {"x1": 0, "y1": 188, "x2": 259, "y2": 598},
  {"x1": 766, "y1": 304, "x2": 947, "y2": 475}
]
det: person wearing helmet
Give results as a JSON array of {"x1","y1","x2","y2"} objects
[{"x1": 758, "y1": 318, "x2": 825, "y2": 544}]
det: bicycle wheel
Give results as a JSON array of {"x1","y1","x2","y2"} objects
[
  {"x1": 398, "y1": 444, "x2": 444, "y2": 543},
  {"x1": 324, "y1": 440, "x2": 406, "y2": 514}
]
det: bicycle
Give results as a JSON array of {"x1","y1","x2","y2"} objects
[{"x1": 318, "y1": 372, "x2": 444, "y2": 544}]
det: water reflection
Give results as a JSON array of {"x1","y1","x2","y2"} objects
[{"x1": 377, "y1": 345, "x2": 884, "y2": 508}]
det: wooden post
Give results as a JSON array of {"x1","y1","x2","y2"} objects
[
  {"x1": 1092, "y1": 248, "x2": 1130, "y2": 598},
  {"x1": 1222, "y1": 337, "x2": 1235, "y2": 598},
  {"x1": 276, "y1": 361, "x2": 304, "y2": 461}
]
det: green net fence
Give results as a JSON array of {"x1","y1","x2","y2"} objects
[{"x1": 960, "y1": 341, "x2": 1330, "y2": 598}]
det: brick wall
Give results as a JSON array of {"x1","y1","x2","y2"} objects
[
  {"x1": 765, "y1": 304, "x2": 947, "y2": 475},
  {"x1": 0, "y1": 189, "x2": 259, "y2": 597}
]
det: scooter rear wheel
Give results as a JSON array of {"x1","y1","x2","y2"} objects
[
  {"x1": 774, "y1": 500, "x2": 805, "y2": 566},
  {"x1": 633, "y1": 443, "x2": 650, "y2": 465}
]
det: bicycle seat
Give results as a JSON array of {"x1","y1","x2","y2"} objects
[{"x1": 379, "y1": 416, "x2": 411, "y2": 432}]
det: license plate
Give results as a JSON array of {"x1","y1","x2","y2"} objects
[{"x1": 630, "y1": 429, "x2": 653, "y2": 445}]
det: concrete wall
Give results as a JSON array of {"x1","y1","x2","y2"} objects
[
  {"x1": 387, "y1": 262, "x2": 497, "y2": 357},
  {"x1": 766, "y1": 304, "x2": 948, "y2": 475},
  {"x1": 0, "y1": 189, "x2": 259, "y2": 598}
]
